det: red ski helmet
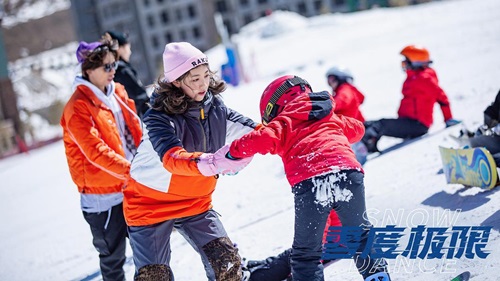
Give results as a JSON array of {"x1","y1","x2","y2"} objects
[{"x1": 259, "y1": 75, "x2": 312, "y2": 124}]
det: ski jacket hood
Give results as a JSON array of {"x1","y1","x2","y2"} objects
[
  {"x1": 280, "y1": 90, "x2": 333, "y2": 122},
  {"x1": 230, "y1": 91, "x2": 364, "y2": 187}
]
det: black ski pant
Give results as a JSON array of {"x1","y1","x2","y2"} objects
[
  {"x1": 364, "y1": 118, "x2": 428, "y2": 142},
  {"x1": 470, "y1": 135, "x2": 500, "y2": 166},
  {"x1": 289, "y1": 170, "x2": 388, "y2": 280},
  {"x1": 83, "y1": 203, "x2": 127, "y2": 281}
]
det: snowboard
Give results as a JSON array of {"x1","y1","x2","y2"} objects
[
  {"x1": 450, "y1": 271, "x2": 470, "y2": 281},
  {"x1": 439, "y1": 146, "x2": 498, "y2": 189}
]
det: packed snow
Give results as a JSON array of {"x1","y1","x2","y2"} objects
[{"x1": 1, "y1": 0, "x2": 500, "y2": 280}]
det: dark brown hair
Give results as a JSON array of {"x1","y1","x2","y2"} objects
[
  {"x1": 150, "y1": 66, "x2": 226, "y2": 114},
  {"x1": 81, "y1": 39, "x2": 118, "y2": 78}
]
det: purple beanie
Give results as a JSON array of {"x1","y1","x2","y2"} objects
[
  {"x1": 76, "y1": 41, "x2": 101, "y2": 63},
  {"x1": 163, "y1": 42, "x2": 208, "y2": 82}
]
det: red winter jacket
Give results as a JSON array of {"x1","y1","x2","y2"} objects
[
  {"x1": 229, "y1": 91, "x2": 364, "y2": 187},
  {"x1": 333, "y1": 83, "x2": 365, "y2": 123},
  {"x1": 398, "y1": 67, "x2": 453, "y2": 128}
]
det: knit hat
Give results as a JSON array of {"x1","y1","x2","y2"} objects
[
  {"x1": 105, "y1": 30, "x2": 129, "y2": 46},
  {"x1": 76, "y1": 41, "x2": 101, "y2": 63},
  {"x1": 163, "y1": 42, "x2": 208, "y2": 83}
]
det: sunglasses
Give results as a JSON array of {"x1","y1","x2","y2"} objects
[{"x1": 102, "y1": 61, "x2": 118, "y2": 72}]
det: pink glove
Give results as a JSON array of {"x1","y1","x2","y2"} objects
[{"x1": 197, "y1": 145, "x2": 253, "y2": 176}]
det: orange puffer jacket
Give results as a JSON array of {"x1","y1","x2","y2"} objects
[{"x1": 61, "y1": 82, "x2": 142, "y2": 194}]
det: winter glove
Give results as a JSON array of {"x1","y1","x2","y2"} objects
[
  {"x1": 196, "y1": 145, "x2": 253, "y2": 176},
  {"x1": 445, "y1": 118, "x2": 461, "y2": 128}
]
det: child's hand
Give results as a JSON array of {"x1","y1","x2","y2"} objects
[
  {"x1": 196, "y1": 145, "x2": 253, "y2": 176},
  {"x1": 220, "y1": 152, "x2": 248, "y2": 176},
  {"x1": 214, "y1": 145, "x2": 253, "y2": 175}
]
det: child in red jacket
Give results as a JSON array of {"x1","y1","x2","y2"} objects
[
  {"x1": 362, "y1": 45, "x2": 460, "y2": 152},
  {"x1": 326, "y1": 66, "x2": 365, "y2": 123},
  {"x1": 226, "y1": 75, "x2": 390, "y2": 281},
  {"x1": 326, "y1": 66, "x2": 368, "y2": 165}
]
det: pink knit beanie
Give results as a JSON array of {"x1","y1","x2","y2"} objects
[{"x1": 163, "y1": 42, "x2": 208, "y2": 82}]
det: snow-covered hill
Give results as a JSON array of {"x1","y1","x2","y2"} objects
[{"x1": 1, "y1": 0, "x2": 499, "y2": 280}]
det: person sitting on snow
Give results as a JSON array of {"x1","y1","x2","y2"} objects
[{"x1": 362, "y1": 45, "x2": 461, "y2": 153}]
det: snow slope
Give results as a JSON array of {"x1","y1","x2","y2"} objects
[{"x1": 1, "y1": 0, "x2": 500, "y2": 280}]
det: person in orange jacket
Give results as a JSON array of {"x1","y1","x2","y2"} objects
[
  {"x1": 362, "y1": 45, "x2": 461, "y2": 153},
  {"x1": 123, "y1": 42, "x2": 257, "y2": 280},
  {"x1": 326, "y1": 66, "x2": 368, "y2": 164},
  {"x1": 60, "y1": 38, "x2": 142, "y2": 281}
]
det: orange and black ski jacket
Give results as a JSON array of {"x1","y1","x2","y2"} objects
[
  {"x1": 60, "y1": 81, "x2": 142, "y2": 195},
  {"x1": 124, "y1": 92, "x2": 256, "y2": 226}
]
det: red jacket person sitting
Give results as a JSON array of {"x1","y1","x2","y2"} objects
[{"x1": 362, "y1": 45, "x2": 460, "y2": 152}]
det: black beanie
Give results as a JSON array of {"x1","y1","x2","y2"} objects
[{"x1": 105, "y1": 30, "x2": 129, "y2": 46}]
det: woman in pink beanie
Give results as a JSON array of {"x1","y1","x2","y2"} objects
[{"x1": 123, "y1": 42, "x2": 257, "y2": 280}]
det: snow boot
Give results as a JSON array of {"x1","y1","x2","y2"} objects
[{"x1": 362, "y1": 125, "x2": 380, "y2": 153}]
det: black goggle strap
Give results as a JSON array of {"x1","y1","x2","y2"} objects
[{"x1": 262, "y1": 76, "x2": 311, "y2": 124}]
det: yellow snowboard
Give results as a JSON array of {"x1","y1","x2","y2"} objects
[{"x1": 439, "y1": 146, "x2": 498, "y2": 189}]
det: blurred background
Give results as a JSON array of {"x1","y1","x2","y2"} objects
[{"x1": 0, "y1": 0, "x2": 436, "y2": 158}]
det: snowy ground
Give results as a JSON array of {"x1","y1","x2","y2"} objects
[{"x1": 1, "y1": 0, "x2": 500, "y2": 280}]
